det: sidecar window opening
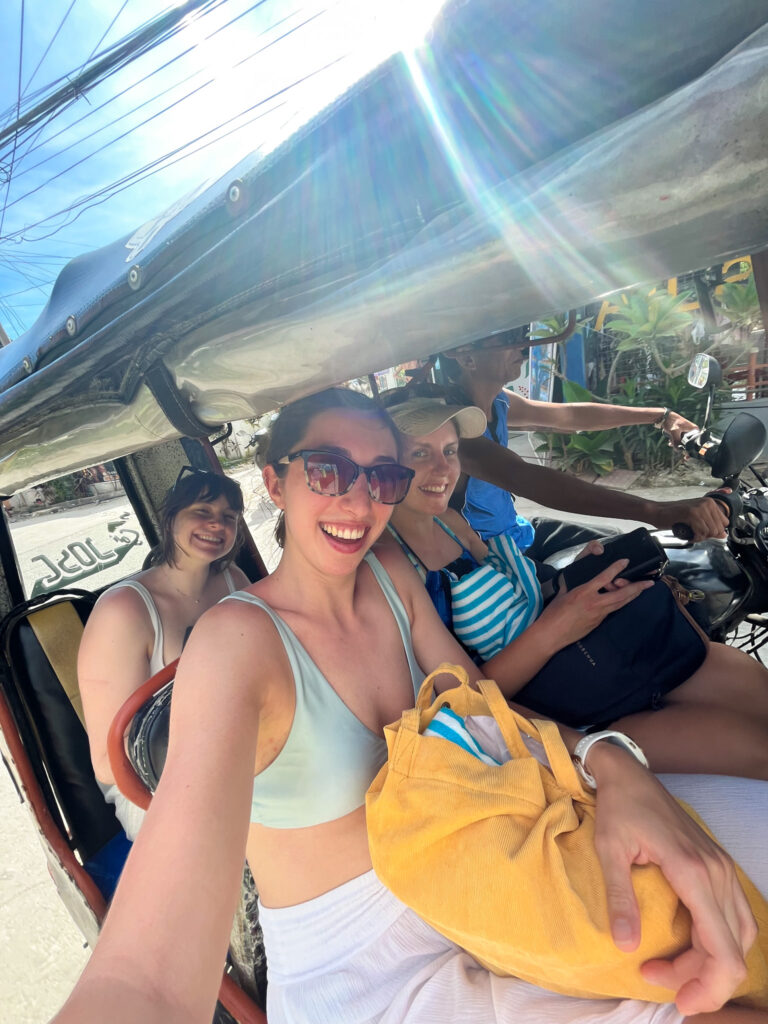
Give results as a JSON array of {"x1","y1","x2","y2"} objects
[{"x1": 4, "y1": 465, "x2": 148, "y2": 602}]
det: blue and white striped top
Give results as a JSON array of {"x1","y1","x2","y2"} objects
[
  {"x1": 450, "y1": 531, "x2": 543, "y2": 660},
  {"x1": 387, "y1": 519, "x2": 543, "y2": 662}
]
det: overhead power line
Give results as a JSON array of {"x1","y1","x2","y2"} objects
[
  {"x1": 0, "y1": 0, "x2": 223, "y2": 152},
  {"x1": 4, "y1": 8, "x2": 326, "y2": 215},
  {"x1": 15, "y1": 0, "x2": 295, "y2": 176},
  {"x1": 20, "y1": 0, "x2": 79, "y2": 100},
  {"x1": 74, "y1": 0, "x2": 132, "y2": 79},
  {"x1": 0, "y1": 0, "x2": 26, "y2": 241},
  {"x1": 12, "y1": 52, "x2": 347, "y2": 245}
]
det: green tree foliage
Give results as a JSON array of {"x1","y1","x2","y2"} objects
[
  {"x1": 607, "y1": 290, "x2": 695, "y2": 388},
  {"x1": 529, "y1": 268, "x2": 764, "y2": 476}
]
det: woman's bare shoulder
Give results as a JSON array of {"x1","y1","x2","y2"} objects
[
  {"x1": 369, "y1": 543, "x2": 426, "y2": 610},
  {"x1": 189, "y1": 584, "x2": 285, "y2": 658},
  {"x1": 78, "y1": 582, "x2": 155, "y2": 678},
  {"x1": 371, "y1": 540, "x2": 411, "y2": 577},
  {"x1": 89, "y1": 579, "x2": 155, "y2": 625},
  {"x1": 176, "y1": 586, "x2": 290, "y2": 713}
]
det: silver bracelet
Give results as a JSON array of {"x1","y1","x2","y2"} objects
[
  {"x1": 572, "y1": 731, "x2": 649, "y2": 790},
  {"x1": 653, "y1": 407, "x2": 670, "y2": 430}
]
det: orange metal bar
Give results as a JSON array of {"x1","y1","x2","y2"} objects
[
  {"x1": 106, "y1": 659, "x2": 178, "y2": 809},
  {"x1": 220, "y1": 975, "x2": 268, "y2": 1024},
  {"x1": 0, "y1": 686, "x2": 107, "y2": 919}
]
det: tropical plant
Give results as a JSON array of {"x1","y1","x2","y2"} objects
[
  {"x1": 534, "y1": 429, "x2": 616, "y2": 477},
  {"x1": 611, "y1": 374, "x2": 709, "y2": 472},
  {"x1": 534, "y1": 374, "x2": 709, "y2": 475},
  {"x1": 718, "y1": 276, "x2": 761, "y2": 332},
  {"x1": 606, "y1": 289, "x2": 696, "y2": 389},
  {"x1": 529, "y1": 314, "x2": 590, "y2": 341},
  {"x1": 43, "y1": 475, "x2": 80, "y2": 504}
]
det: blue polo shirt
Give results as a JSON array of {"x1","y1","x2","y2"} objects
[{"x1": 462, "y1": 391, "x2": 535, "y2": 549}]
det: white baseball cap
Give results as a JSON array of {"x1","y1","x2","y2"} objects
[{"x1": 384, "y1": 395, "x2": 486, "y2": 439}]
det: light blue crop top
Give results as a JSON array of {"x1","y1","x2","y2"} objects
[{"x1": 222, "y1": 552, "x2": 424, "y2": 829}]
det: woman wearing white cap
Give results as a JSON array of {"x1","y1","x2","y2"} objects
[{"x1": 380, "y1": 390, "x2": 768, "y2": 782}]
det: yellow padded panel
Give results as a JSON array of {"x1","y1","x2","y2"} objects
[{"x1": 28, "y1": 603, "x2": 86, "y2": 728}]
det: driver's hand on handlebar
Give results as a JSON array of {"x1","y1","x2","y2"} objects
[
  {"x1": 652, "y1": 494, "x2": 730, "y2": 541},
  {"x1": 662, "y1": 410, "x2": 698, "y2": 446}
]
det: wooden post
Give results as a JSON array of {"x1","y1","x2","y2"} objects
[
  {"x1": 752, "y1": 251, "x2": 768, "y2": 331},
  {"x1": 748, "y1": 350, "x2": 757, "y2": 401},
  {"x1": 751, "y1": 251, "x2": 768, "y2": 400}
]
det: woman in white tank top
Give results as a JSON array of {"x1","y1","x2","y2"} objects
[
  {"x1": 58, "y1": 393, "x2": 767, "y2": 1024},
  {"x1": 78, "y1": 467, "x2": 250, "y2": 839}
]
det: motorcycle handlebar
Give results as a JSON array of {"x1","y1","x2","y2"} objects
[{"x1": 671, "y1": 490, "x2": 743, "y2": 541}]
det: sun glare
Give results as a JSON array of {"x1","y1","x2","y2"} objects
[{"x1": 163, "y1": 0, "x2": 447, "y2": 185}]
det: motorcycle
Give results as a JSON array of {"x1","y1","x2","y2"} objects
[
  {"x1": 548, "y1": 354, "x2": 768, "y2": 659},
  {"x1": 663, "y1": 354, "x2": 768, "y2": 654}
]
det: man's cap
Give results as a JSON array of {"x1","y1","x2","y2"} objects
[{"x1": 382, "y1": 394, "x2": 486, "y2": 439}]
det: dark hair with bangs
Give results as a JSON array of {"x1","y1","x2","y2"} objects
[
  {"x1": 265, "y1": 387, "x2": 400, "y2": 548},
  {"x1": 152, "y1": 468, "x2": 245, "y2": 571}
]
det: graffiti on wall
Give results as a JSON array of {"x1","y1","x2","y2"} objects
[{"x1": 30, "y1": 513, "x2": 142, "y2": 597}]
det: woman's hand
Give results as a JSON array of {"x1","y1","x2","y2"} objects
[
  {"x1": 589, "y1": 743, "x2": 757, "y2": 1015},
  {"x1": 573, "y1": 539, "x2": 604, "y2": 562},
  {"x1": 571, "y1": 540, "x2": 623, "y2": 594},
  {"x1": 541, "y1": 559, "x2": 653, "y2": 648},
  {"x1": 570, "y1": 540, "x2": 631, "y2": 593}
]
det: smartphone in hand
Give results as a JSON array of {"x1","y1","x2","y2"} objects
[{"x1": 560, "y1": 528, "x2": 668, "y2": 591}]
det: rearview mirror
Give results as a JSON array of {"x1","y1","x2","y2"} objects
[
  {"x1": 688, "y1": 353, "x2": 723, "y2": 389},
  {"x1": 710, "y1": 413, "x2": 766, "y2": 479}
]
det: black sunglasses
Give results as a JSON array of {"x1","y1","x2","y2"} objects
[
  {"x1": 173, "y1": 465, "x2": 211, "y2": 490},
  {"x1": 278, "y1": 450, "x2": 414, "y2": 505}
]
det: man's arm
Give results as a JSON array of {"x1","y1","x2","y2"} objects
[
  {"x1": 504, "y1": 390, "x2": 696, "y2": 444},
  {"x1": 459, "y1": 435, "x2": 727, "y2": 540}
]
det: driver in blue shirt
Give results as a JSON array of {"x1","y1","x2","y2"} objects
[{"x1": 440, "y1": 328, "x2": 727, "y2": 560}]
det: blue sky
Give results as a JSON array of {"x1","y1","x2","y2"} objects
[{"x1": 0, "y1": 0, "x2": 443, "y2": 339}]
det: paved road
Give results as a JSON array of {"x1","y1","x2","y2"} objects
[
  {"x1": 0, "y1": 767, "x2": 90, "y2": 1024},
  {"x1": 0, "y1": 455, "x2": 713, "y2": 1022}
]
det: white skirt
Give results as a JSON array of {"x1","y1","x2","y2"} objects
[
  {"x1": 259, "y1": 870, "x2": 682, "y2": 1024},
  {"x1": 658, "y1": 773, "x2": 768, "y2": 896}
]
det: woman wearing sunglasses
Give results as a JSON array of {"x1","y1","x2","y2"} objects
[
  {"x1": 78, "y1": 467, "x2": 249, "y2": 841},
  {"x1": 380, "y1": 393, "x2": 768, "y2": 781},
  {"x1": 56, "y1": 388, "x2": 766, "y2": 1024}
]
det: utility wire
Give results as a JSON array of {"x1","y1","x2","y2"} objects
[
  {"x1": 12, "y1": 0, "x2": 295, "y2": 173},
  {"x1": 20, "y1": 0, "x2": 79, "y2": 99},
  {"x1": 75, "y1": 0, "x2": 132, "y2": 78},
  {"x1": 0, "y1": 0, "x2": 221, "y2": 121},
  {"x1": 15, "y1": 52, "x2": 347, "y2": 244},
  {"x1": 0, "y1": 1, "x2": 26, "y2": 241},
  {"x1": 0, "y1": 0, "x2": 223, "y2": 149},
  {"x1": 0, "y1": 297, "x2": 27, "y2": 336},
  {"x1": 1, "y1": 281, "x2": 59, "y2": 299},
  {"x1": 5, "y1": 8, "x2": 326, "y2": 213}
]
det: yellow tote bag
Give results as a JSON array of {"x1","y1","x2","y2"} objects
[{"x1": 366, "y1": 664, "x2": 768, "y2": 1006}]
